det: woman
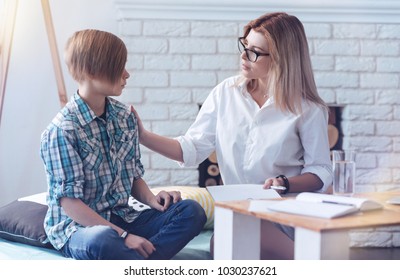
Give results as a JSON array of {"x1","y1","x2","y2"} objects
[
  {"x1": 134, "y1": 12, "x2": 333, "y2": 195},
  {"x1": 134, "y1": 12, "x2": 333, "y2": 258}
]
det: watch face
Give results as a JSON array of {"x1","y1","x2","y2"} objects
[{"x1": 121, "y1": 231, "x2": 128, "y2": 239}]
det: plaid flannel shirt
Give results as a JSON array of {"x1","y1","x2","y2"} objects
[{"x1": 40, "y1": 92, "x2": 144, "y2": 250}]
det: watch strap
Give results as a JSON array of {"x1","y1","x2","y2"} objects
[
  {"x1": 275, "y1": 175, "x2": 290, "y2": 194},
  {"x1": 120, "y1": 231, "x2": 128, "y2": 239}
]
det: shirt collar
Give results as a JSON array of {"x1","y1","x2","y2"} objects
[
  {"x1": 237, "y1": 78, "x2": 249, "y2": 97},
  {"x1": 106, "y1": 98, "x2": 118, "y2": 121},
  {"x1": 72, "y1": 92, "x2": 96, "y2": 126},
  {"x1": 72, "y1": 92, "x2": 118, "y2": 126}
]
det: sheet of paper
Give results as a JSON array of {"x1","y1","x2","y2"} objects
[
  {"x1": 386, "y1": 196, "x2": 400, "y2": 205},
  {"x1": 296, "y1": 192, "x2": 383, "y2": 211},
  {"x1": 206, "y1": 184, "x2": 281, "y2": 202},
  {"x1": 248, "y1": 200, "x2": 281, "y2": 213},
  {"x1": 267, "y1": 200, "x2": 358, "y2": 219}
]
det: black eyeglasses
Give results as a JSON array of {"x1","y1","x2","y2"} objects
[{"x1": 238, "y1": 37, "x2": 270, "y2": 63}]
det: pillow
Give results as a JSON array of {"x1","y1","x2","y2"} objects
[
  {"x1": 0, "y1": 188, "x2": 213, "y2": 250},
  {"x1": 150, "y1": 186, "x2": 214, "y2": 229},
  {"x1": 0, "y1": 192, "x2": 53, "y2": 248}
]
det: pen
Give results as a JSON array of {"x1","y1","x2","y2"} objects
[
  {"x1": 271, "y1": 186, "x2": 286, "y2": 191},
  {"x1": 322, "y1": 200, "x2": 354, "y2": 207}
]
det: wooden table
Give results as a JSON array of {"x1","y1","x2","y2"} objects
[{"x1": 214, "y1": 192, "x2": 400, "y2": 260}]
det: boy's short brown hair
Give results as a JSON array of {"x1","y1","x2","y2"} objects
[{"x1": 64, "y1": 29, "x2": 127, "y2": 84}]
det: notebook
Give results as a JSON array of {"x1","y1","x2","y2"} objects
[
  {"x1": 386, "y1": 196, "x2": 400, "y2": 205},
  {"x1": 267, "y1": 192, "x2": 383, "y2": 219},
  {"x1": 206, "y1": 184, "x2": 281, "y2": 202}
]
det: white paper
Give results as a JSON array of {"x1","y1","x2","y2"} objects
[
  {"x1": 267, "y1": 199, "x2": 358, "y2": 219},
  {"x1": 266, "y1": 192, "x2": 383, "y2": 219},
  {"x1": 386, "y1": 196, "x2": 400, "y2": 205},
  {"x1": 206, "y1": 184, "x2": 281, "y2": 202},
  {"x1": 295, "y1": 192, "x2": 382, "y2": 211},
  {"x1": 248, "y1": 200, "x2": 281, "y2": 213}
]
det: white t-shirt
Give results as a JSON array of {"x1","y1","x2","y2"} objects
[{"x1": 176, "y1": 75, "x2": 333, "y2": 192}]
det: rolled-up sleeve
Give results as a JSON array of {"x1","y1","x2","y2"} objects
[
  {"x1": 175, "y1": 89, "x2": 219, "y2": 168},
  {"x1": 175, "y1": 135, "x2": 198, "y2": 167},
  {"x1": 299, "y1": 105, "x2": 333, "y2": 192},
  {"x1": 40, "y1": 127, "x2": 85, "y2": 205}
]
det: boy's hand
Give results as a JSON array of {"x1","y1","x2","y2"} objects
[
  {"x1": 152, "y1": 190, "x2": 182, "y2": 212},
  {"x1": 125, "y1": 234, "x2": 155, "y2": 259}
]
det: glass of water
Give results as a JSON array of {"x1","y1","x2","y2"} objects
[{"x1": 332, "y1": 150, "x2": 356, "y2": 196}]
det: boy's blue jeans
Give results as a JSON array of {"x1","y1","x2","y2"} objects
[{"x1": 60, "y1": 199, "x2": 207, "y2": 260}]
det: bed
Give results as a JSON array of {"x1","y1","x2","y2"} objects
[
  {"x1": 0, "y1": 230, "x2": 213, "y2": 260},
  {"x1": 0, "y1": 187, "x2": 214, "y2": 260}
]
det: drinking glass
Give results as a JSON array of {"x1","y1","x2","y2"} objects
[{"x1": 332, "y1": 150, "x2": 356, "y2": 196}]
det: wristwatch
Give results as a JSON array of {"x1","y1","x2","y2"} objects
[
  {"x1": 275, "y1": 175, "x2": 290, "y2": 194},
  {"x1": 120, "y1": 231, "x2": 128, "y2": 239}
]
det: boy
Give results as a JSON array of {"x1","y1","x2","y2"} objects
[{"x1": 40, "y1": 29, "x2": 206, "y2": 260}]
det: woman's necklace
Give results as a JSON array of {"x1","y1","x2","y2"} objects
[{"x1": 248, "y1": 80, "x2": 268, "y2": 100}]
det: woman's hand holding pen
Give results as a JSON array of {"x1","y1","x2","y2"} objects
[{"x1": 263, "y1": 177, "x2": 287, "y2": 194}]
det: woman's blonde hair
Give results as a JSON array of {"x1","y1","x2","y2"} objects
[
  {"x1": 243, "y1": 12, "x2": 326, "y2": 114},
  {"x1": 64, "y1": 29, "x2": 127, "y2": 84}
]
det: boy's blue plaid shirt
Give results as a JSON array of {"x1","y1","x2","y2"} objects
[{"x1": 40, "y1": 92, "x2": 144, "y2": 250}]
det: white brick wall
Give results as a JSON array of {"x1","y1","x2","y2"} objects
[{"x1": 115, "y1": 1, "x2": 400, "y2": 248}]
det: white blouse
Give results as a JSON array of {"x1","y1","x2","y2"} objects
[{"x1": 176, "y1": 76, "x2": 333, "y2": 192}]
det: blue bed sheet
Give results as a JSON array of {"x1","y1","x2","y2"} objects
[{"x1": 0, "y1": 230, "x2": 213, "y2": 260}]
